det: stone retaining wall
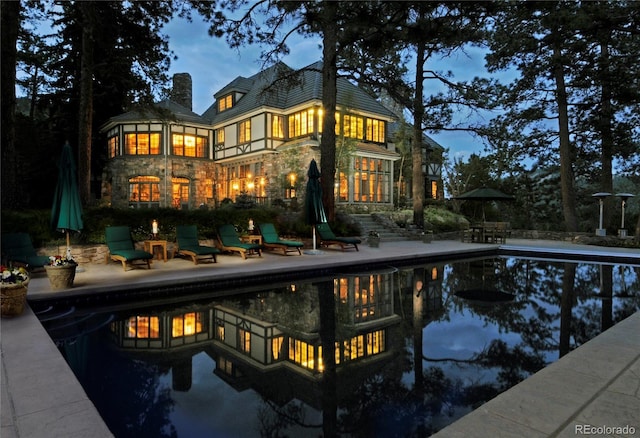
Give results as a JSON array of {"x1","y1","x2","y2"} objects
[{"x1": 433, "y1": 230, "x2": 591, "y2": 242}]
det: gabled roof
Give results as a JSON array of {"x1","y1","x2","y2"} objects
[
  {"x1": 387, "y1": 121, "x2": 445, "y2": 152},
  {"x1": 202, "y1": 61, "x2": 397, "y2": 124}
]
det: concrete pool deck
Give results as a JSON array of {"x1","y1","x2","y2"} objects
[{"x1": 2, "y1": 238, "x2": 639, "y2": 437}]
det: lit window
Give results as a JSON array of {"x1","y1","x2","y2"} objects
[
  {"x1": 216, "y1": 319, "x2": 225, "y2": 340},
  {"x1": 351, "y1": 157, "x2": 391, "y2": 203},
  {"x1": 239, "y1": 329, "x2": 251, "y2": 353},
  {"x1": 366, "y1": 119, "x2": 385, "y2": 143},
  {"x1": 289, "y1": 338, "x2": 316, "y2": 370},
  {"x1": 125, "y1": 133, "x2": 161, "y2": 155},
  {"x1": 366, "y1": 330, "x2": 385, "y2": 355},
  {"x1": 129, "y1": 176, "x2": 160, "y2": 208},
  {"x1": 125, "y1": 316, "x2": 160, "y2": 339},
  {"x1": 343, "y1": 114, "x2": 364, "y2": 139},
  {"x1": 239, "y1": 120, "x2": 251, "y2": 143},
  {"x1": 288, "y1": 108, "x2": 315, "y2": 137},
  {"x1": 172, "y1": 177, "x2": 189, "y2": 209},
  {"x1": 272, "y1": 115, "x2": 284, "y2": 138},
  {"x1": 218, "y1": 94, "x2": 233, "y2": 112},
  {"x1": 108, "y1": 136, "x2": 119, "y2": 158},
  {"x1": 171, "y1": 312, "x2": 204, "y2": 338},
  {"x1": 172, "y1": 134, "x2": 207, "y2": 157},
  {"x1": 216, "y1": 129, "x2": 225, "y2": 144},
  {"x1": 272, "y1": 337, "x2": 284, "y2": 361}
]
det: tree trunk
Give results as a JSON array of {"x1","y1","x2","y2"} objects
[
  {"x1": 412, "y1": 38, "x2": 426, "y2": 229},
  {"x1": 1, "y1": 0, "x2": 20, "y2": 209},
  {"x1": 320, "y1": 2, "x2": 338, "y2": 222},
  {"x1": 552, "y1": 42, "x2": 578, "y2": 232},
  {"x1": 598, "y1": 41, "x2": 614, "y2": 229},
  {"x1": 78, "y1": 2, "x2": 95, "y2": 205}
]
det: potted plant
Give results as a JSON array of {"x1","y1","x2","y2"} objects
[
  {"x1": 44, "y1": 255, "x2": 78, "y2": 290},
  {"x1": 368, "y1": 230, "x2": 381, "y2": 248},
  {"x1": 1, "y1": 265, "x2": 30, "y2": 317}
]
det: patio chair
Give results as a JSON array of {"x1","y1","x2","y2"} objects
[
  {"x1": 1, "y1": 232, "x2": 50, "y2": 270},
  {"x1": 316, "y1": 223, "x2": 361, "y2": 252},
  {"x1": 258, "y1": 223, "x2": 303, "y2": 256},
  {"x1": 216, "y1": 224, "x2": 262, "y2": 260},
  {"x1": 175, "y1": 225, "x2": 220, "y2": 265},
  {"x1": 105, "y1": 226, "x2": 153, "y2": 271}
]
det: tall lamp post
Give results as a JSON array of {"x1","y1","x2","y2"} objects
[
  {"x1": 615, "y1": 193, "x2": 635, "y2": 238},
  {"x1": 592, "y1": 192, "x2": 611, "y2": 236}
]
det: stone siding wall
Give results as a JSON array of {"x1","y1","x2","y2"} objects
[{"x1": 103, "y1": 156, "x2": 218, "y2": 209}]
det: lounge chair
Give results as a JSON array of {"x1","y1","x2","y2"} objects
[
  {"x1": 216, "y1": 224, "x2": 262, "y2": 259},
  {"x1": 316, "y1": 223, "x2": 361, "y2": 252},
  {"x1": 258, "y1": 223, "x2": 303, "y2": 256},
  {"x1": 175, "y1": 225, "x2": 220, "y2": 265},
  {"x1": 1, "y1": 232, "x2": 50, "y2": 270},
  {"x1": 105, "y1": 226, "x2": 153, "y2": 271}
]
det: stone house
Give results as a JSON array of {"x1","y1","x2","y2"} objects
[{"x1": 100, "y1": 61, "x2": 441, "y2": 210}]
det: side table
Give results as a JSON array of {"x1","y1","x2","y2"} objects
[
  {"x1": 240, "y1": 235, "x2": 263, "y2": 245},
  {"x1": 144, "y1": 240, "x2": 168, "y2": 262}
]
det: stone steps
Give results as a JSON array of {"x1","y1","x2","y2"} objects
[{"x1": 350, "y1": 213, "x2": 413, "y2": 241}]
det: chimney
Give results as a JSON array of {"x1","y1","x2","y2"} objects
[{"x1": 172, "y1": 73, "x2": 192, "y2": 111}]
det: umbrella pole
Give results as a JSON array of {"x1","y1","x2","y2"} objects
[
  {"x1": 313, "y1": 226, "x2": 317, "y2": 251},
  {"x1": 66, "y1": 231, "x2": 72, "y2": 259}
]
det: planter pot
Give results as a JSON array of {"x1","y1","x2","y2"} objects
[
  {"x1": 1, "y1": 281, "x2": 29, "y2": 317},
  {"x1": 45, "y1": 264, "x2": 77, "y2": 290},
  {"x1": 368, "y1": 237, "x2": 380, "y2": 248}
]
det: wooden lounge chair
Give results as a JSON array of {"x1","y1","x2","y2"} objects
[
  {"x1": 316, "y1": 223, "x2": 361, "y2": 252},
  {"x1": 216, "y1": 224, "x2": 262, "y2": 259},
  {"x1": 105, "y1": 226, "x2": 153, "y2": 271},
  {"x1": 175, "y1": 225, "x2": 220, "y2": 265},
  {"x1": 1, "y1": 232, "x2": 50, "y2": 270},
  {"x1": 258, "y1": 223, "x2": 303, "y2": 256}
]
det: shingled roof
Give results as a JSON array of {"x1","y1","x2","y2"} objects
[
  {"x1": 202, "y1": 61, "x2": 397, "y2": 124},
  {"x1": 104, "y1": 99, "x2": 210, "y2": 128}
]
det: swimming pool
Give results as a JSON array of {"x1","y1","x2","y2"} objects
[{"x1": 36, "y1": 256, "x2": 640, "y2": 437}]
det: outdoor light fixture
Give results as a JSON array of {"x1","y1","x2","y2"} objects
[
  {"x1": 152, "y1": 219, "x2": 159, "y2": 239},
  {"x1": 615, "y1": 193, "x2": 635, "y2": 238},
  {"x1": 591, "y1": 192, "x2": 611, "y2": 236}
]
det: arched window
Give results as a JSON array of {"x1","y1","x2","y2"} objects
[{"x1": 129, "y1": 176, "x2": 160, "y2": 208}]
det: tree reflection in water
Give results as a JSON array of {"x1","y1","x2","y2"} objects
[{"x1": 41, "y1": 257, "x2": 639, "y2": 437}]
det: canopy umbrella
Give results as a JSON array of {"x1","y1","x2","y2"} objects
[
  {"x1": 453, "y1": 186, "x2": 514, "y2": 221},
  {"x1": 303, "y1": 159, "x2": 327, "y2": 253},
  {"x1": 51, "y1": 142, "x2": 84, "y2": 259}
]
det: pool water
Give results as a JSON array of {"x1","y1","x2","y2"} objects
[{"x1": 37, "y1": 256, "x2": 640, "y2": 437}]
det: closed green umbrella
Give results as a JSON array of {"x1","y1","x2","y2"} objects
[
  {"x1": 51, "y1": 142, "x2": 84, "y2": 258},
  {"x1": 304, "y1": 159, "x2": 327, "y2": 252}
]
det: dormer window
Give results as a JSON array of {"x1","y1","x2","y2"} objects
[{"x1": 218, "y1": 94, "x2": 233, "y2": 112}]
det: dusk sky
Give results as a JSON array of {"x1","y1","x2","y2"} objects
[{"x1": 164, "y1": 15, "x2": 495, "y2": 162}]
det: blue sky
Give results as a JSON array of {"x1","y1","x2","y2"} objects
[{"x1": 164, "y1": 15, "x2": 492, "y2": 162}]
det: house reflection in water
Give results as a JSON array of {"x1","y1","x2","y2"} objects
[{"x1": 108, "y1": 270, "x2": 402, "y2": 405}]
